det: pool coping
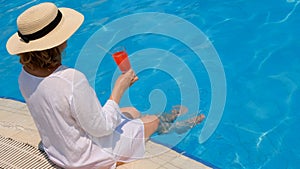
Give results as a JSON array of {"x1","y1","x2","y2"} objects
[{"x1": 0, "y1": 98, "x2": 212, "y2": 169}]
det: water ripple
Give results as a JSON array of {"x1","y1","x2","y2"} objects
[
  {"x1": 6, "y1": 0, "x2": 38, "y2": 13},
  {"x1": 269, "y1": 72, "x2": 299, "y2": 104},
  {"x1": 266, "y1": 1, "x2": 300, "y2": 24}
]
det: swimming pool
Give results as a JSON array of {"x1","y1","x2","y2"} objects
[{"x1": 1, "y1": 0, "x2": 300, "y2": 168}]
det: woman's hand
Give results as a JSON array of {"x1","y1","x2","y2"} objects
[
  {"x1": 116, "y1": 69, "x2": 138, "y2": 90},
  {"x1": 109, "y1": 69, "x2": 138, "y2": 104}
]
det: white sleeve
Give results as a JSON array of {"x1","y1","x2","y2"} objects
[{"x1": 70, "y1": 72, "x2": 121, "y2": 137}]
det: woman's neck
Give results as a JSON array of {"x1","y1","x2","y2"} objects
[{"x1": 23, "y1": 64, "x2": 61, "y2": 77}]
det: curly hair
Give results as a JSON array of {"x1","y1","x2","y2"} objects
[{"x1": 18, "y1": 46, "x2": 62, "y2": 70}]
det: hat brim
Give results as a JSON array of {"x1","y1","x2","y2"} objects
[{"x1": 6, "y1": 7, "x2": 84, "y2": 55}]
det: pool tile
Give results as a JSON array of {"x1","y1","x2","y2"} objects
[
  {"x1": 2, "y1": 113, "x2": 26, "y2": 124},
  {"x1": 145, "y1": 141, "x2": 171, "y2": 156},
  {"x1": 12, "y1": 130, "x2": 41, "y2": 147},
  {"x1": 23, "y1": 121, "x2": 38, "y2": 132},
  {"x1": 157, "y1": 167, "x2": 168, "y2": 169},
  {"x1": 0, "y1": 125, "x2": 21, "y2": 138},
  {"x1": 120, "y1": 159, "x2": 160, "y2": 169},
  {"x1": 0, "y1": 109, "x2": 11, "y2": 119},
  {"x1": 0, "y1": 99, "x2": 212, "y2": 169},
  {"x1": 0, "y1": 98, "x2": 27, "y2": 111},
  {"x1": 149, "y1": 156, "x2": 169, "y2": 166},
  {"x1": 0, "y1": 105, "x2": 27, "y2": 116},
  {"x1": 157, "y1": 150, "x2": 179, "y2": 162},
  {"x1": 170, "y1": 156, "x2": 207, "y2": 169},
  {"x1": 160, "y1": 163, "x2": 180, "y2": 169}
]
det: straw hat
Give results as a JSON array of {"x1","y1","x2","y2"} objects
[{"x1": 6, "y1": 2, "x2": 84, "y2": 55}]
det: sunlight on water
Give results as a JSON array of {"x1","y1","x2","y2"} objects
[{"x1": 1, "y1": 0, "x2": 300, "y2": 168}]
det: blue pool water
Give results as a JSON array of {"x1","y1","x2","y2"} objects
[{"x1": 1, "y1": 0, "x2": 300, "y2": 168}]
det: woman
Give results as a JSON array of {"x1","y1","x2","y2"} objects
[
  {"x1": 6, "y1": 2, "x2": 159, "y2": 169},
  {"x1": 6, "y1": 2, "x2": 205, "y2": 169}
]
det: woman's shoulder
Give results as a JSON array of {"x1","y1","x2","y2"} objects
[{"x1": 52, "y1": 66, "x2": 88, "y2": 81}]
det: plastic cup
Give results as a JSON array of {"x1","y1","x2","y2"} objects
[{"x1": 112, "y1": 47, "x2": 131, "y2": 73}]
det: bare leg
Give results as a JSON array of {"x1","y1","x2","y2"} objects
[
  {"x1": 120, "y1": 108, "x2": 159, "y2": 139},
  {"x1": 159, "y1": 105, "x2": 188, "y2": 123},
  {"x1": 140, "y1": 115, "x2": 159, "y2": 139},
  {"x1": 157, "y1": 114, "x2": 205, "y2": 135},
  {"x1": 173, "y1": 114, "x2": 205, "y2": 134},
  {"x1": 120, "y1": 107, "x2": 141, "y2": 119}
]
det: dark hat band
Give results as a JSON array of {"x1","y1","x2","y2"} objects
[{"x1": 18, "y1": 10, "x2": 62, "y2": 43}]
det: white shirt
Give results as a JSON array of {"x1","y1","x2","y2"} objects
[{"x1": 19, "y1": 65, "x2": 124, "y2": 169}]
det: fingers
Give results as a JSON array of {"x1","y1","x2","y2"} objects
[
  {"x1": 123, "y1": 69, "x2": 138, "y2": 86},
  {"x1": 130, "y1": 75, "x2": 139, "y2": 86},
  {"x1": 196, "y1": 114, "x2": 205, "y2": 124},
  {"x1": 123, "y1": 69, "x2": 134, "y2": 77}
]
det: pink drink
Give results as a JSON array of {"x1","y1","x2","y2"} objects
[{"x1": 112, "y1": 48, "x2": 131, "y2": 73}]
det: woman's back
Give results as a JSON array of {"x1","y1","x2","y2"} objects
[{"x1": 19, "y1": 66, "x2": 115, "y2": 168}]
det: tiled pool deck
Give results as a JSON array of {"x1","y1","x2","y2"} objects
[{"x1": 0, "y1": 98, "x2": 211, "y2": 169}]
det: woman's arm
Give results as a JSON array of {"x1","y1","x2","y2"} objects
[
  {"x1": 109, "y1": 69, "x2": 138, "y2": 104},
  {"x1": 70, "y1": 71, "x2": 121, "y2": 137},
  {"x1": 70, "y1": 69, "x2": 137, "y2": 137}
]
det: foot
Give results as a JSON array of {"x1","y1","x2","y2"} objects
[
  {"x1": 186, "y1": 114, "x2": 205, "y2": 125},
  {"x1": 171, "y1": 105, "x2": 188, "y2": 116},
  {"x1": 173, "y1": 114, "x2": 205, "y2": 134},
  {"x1": 158, "y1": 105, "x2": 188, "y2": 123},
  {"x1": 159, "y1": 105, "x2": 188, "y2": 123}
]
